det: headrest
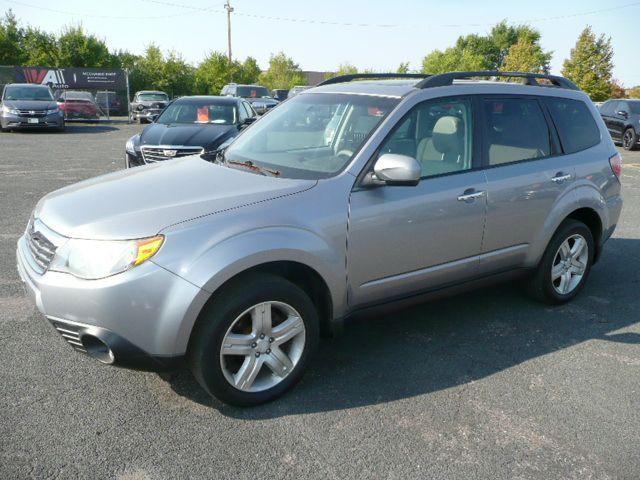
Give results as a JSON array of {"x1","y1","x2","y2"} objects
[{"x1": 433, "y1": 116, "x2": 463, "y2": 154}]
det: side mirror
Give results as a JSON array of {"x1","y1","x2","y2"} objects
[
  {"x1": 371, "y1": 153, "x2": 421, "y2": 186},
  {"x1": 617, "y1": 110, "x2": 628, "y2": 118},
  {"x1": 238, "y1": 116, "x2": 257, "y2": 129}
]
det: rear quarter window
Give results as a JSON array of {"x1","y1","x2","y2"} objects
[{"x1": 546, "y1": 98, "x2": 600, "y2": 154}]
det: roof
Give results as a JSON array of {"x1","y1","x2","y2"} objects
[
  {"x1": 172, "y1": 95, "x2": 240, "y2": 105},
  {"x1": 305, "y1": 79, "x2": 420, "y2": 98},
  {"x1": 136, "y1": 90, "x2": 167, "y2": 95}
]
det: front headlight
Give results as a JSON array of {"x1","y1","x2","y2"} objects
[
  {"x1": 49, "y1": 235, "x2": 164, "y2": 280},
  {"x1": 125, "y1": 135, "x2": 139, "y2": 154},
  {"x1": 46, "y1": 107, "x2": 59, "y2": 115},
  {"x1": 2, "y1": 105, "x2": 20, "y2": 115}
]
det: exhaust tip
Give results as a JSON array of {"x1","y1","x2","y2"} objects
[{"x1": 81, "y1": 335, "x2": 115, "y2": 364}]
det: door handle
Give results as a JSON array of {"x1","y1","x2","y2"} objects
[
  {"x1": 551, "y1": 173, "x2": 572, "y2": 184},
  {"x1": 457, "y1": 189, "x2": 486, "y2": 203}
]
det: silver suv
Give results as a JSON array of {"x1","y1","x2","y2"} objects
[{"x1": 17, "y1": 71, "x2": 623, "y2": 406}]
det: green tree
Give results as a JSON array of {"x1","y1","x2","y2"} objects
[
  {"x1": 0, "y1": 10, "x2": 26, "y2": 65},
  {"x1": 502, "y1": 36, "x2": 552, "y2": 73},
  {"x1": 259, "y1": 52, "x2": 306, "y2": 90},
  {"x1": 396, "y1": 62, "x2": 410, "y2": 74},
  {"x1": 236, "y1": 56, "x2": 261, "y2": 84},
  {"x1": 562, "y1": 26, "x2": 614, "y2": 101},
  {"x1": 194, "y1": 51, "x2": 234, "y2": 94},
  {"x1": 159, "y1": 51, "x2": 195, "y2": 97},
  {"x1": 628, "y1": 85, "x2": 640, "y2": 98},
  {"x1": 56, "y1": 25, "x2": 114, "y2": 68},
  {"x1": 421, "y1": 21, "x2": 550, "y2": 74},
  {"x1": 22, "y1": 27, "x2": 58, "y2": 66}
]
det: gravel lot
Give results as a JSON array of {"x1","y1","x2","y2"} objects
[{"x1": 1, "y1": 122, "x2": 639, "y2": 479}]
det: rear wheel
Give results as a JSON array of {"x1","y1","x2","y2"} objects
[
  {"x1": 189, "y1": 274, "x2": 319, "y2": 406},
  {"x1": 526, "y1": 219, "x2": 594, "y2": 304},
  {"x1": 622, "y1": 127, "x2": 638, "y2": 151}
]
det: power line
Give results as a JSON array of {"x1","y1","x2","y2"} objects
[
  {"x1": 138, "y1": 0, "x2": 640, "y2": 29},
  {"x1": 1, "y1": 0, "x2": 199, "y2": 20}
]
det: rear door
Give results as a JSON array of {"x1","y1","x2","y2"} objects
[{"x1": 479, "y1": 96, "x2": 574, "y2": 273}]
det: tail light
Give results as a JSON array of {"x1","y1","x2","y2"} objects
[{"x1": 609, "y1": 152, "x2": 623, "y2": 180}]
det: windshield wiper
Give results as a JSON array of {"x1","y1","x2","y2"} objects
[{"x1": 226, "y1": 160, "x2": 281, "y2": 177}]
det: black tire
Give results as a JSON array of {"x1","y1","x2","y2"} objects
[
  {"x1": 622, "y1": 127, "x2": 638, "y2": 151},
  {"x1": 188, "y1": 273, "x2": 319, "y2": 406},
  {"x1": 526, "y1": 219, "x2": 594, "y2": 305}
]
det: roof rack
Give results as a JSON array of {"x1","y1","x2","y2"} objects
[
  {"x1": 317, "y1": 73, "x2": 430, "y2": 86},
  {"x1": 415, "y1": 71, "x2": 579, "y2": 91}
]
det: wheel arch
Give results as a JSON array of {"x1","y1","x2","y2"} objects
[{"x1": 185, "y1": 261, "x2": 335, "y2": 357}]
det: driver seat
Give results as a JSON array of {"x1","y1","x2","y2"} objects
[{"x1": 416, "y1": 116, "x2": 466, "y2": 176}]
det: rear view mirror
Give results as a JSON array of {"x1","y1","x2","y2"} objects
[{"x1": 372, "y1": 154, "x2": 421, "y2": 186}]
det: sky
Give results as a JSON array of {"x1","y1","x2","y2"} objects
[{"x1": 2, "y1": 0, "x2": 639, "y2": 87}]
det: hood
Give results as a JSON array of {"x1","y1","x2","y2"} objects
[
  {"x1": 3, "y1": 99, "x2": 57, "y2": 110},
  {"x1": 140, "y1": 123, "x2": 237, "y2": 150},
  {"x1": 246, "y1": 97, "x2": 279, "y2": 106},
  {"x1": 35, "y1": 157, "x2": 316, "y2": 240}
]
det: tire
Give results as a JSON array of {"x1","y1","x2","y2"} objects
[
  {"x1": 526, "y1": 219, "x2": 594, "y2": 305},
  {"x1": 188, "y1": 273, "x2": 319, "y2": 406},
  {"x1": 622, "y1": 127, "x2": 638, "y2": 151}
]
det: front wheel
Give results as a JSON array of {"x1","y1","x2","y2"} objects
[
  {"x1": 189, "y1": 274, "x2": 319, "y2": 406},
  {"x1": 622, "y1": 128, "x2": 638, "y2": 151},
  {"x1": 526, "y1": 219, "x2": 594, "y2": 305}
]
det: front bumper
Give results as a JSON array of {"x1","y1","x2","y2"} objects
[
  {"x1": 16, "y1": 231, "x2": 208, "y2": 370},
  {"x1": 125, "y1": 151, "x2": 144, "y2": 168},
  {"x1": 131, "y1": 109, "x2": 162, "y2": 121},
  {"x1": 1, "y1": 112, "x2": 64, "y2": 129}
]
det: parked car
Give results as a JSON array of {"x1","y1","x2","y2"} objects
[
  {"x1": 272, "y1": 89, "x2": 289, "y2": 102},
  {"x1": 129, "y1": 90, "x2": 169, "y2": 123},
  {"x1": 287, "y1": 85, "x2": 310, "y2": 98},
  {"x1": 0, "y1": 83, "x2": 64, "y2": 131},
  {"x1": 57, "y1": 91, "x2": 101, "y2": 120},
  {"x1": 599, "y1": 98, "x2": 640, "y2": 150},
  {"x1": 17, "y1": 71, "x2": 622, "y2": 406},
  {"x1": 221, "y1": 83, "x2": 278, "y2": 114},
  {"x1": 125, "y1": 96, "x2": 257, "y2": 167},
  {"x1": 95, "y1": 91, "x2": 123, "y2": 115}
]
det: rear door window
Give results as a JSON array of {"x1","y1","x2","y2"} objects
[
  {"x1": 482, "y1": 98, "x2": 551, "y2": 166},
  {"x1": 545, "y1": 98, "x2": 601, "y2": 154}
]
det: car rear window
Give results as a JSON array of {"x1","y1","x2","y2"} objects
[{"x1": 546, "y1": 98, "x2": 600, "y2": 154}]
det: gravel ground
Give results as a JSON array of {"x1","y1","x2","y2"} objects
[{"x1": 1, "y1": 122, "x2": 639, "y2": 480}]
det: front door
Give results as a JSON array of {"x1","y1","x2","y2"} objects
[{"x1": 347, "y1": 96, "x2": 487, "y2": 307}]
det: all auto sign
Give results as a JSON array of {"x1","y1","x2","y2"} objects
[{"x1": 11, "y1": 66, "x2": 126, "y2": 90}]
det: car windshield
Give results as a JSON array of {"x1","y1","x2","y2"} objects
[
  {"x1": 629, "y1": 102, "x2": 640, "y2": 114},
  {"x1": 224, "y1": 93, "x2": 399, "y2": 179},
  {"x1": 138, "y1": 93, "x2": 167, "y2": 101},
  {"x1": 4, "y1": 86, "x2": 53, "y2": 101},
  {"x1": 61, "y1": 91, "x2": 94, "y2": 101},
  {"x1": 237, "y1": 86, "x2": 271, "y2": 99},
  {"x1": 157, "y1": 101, "x2": 237, "y2": 125}
]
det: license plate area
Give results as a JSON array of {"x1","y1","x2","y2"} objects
[{"x1": 27, "y1": 118, "x2": 39, "y2": 124}]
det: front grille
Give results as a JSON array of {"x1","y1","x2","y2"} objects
[
  {"x1": 27, "y1": 227, "x2": 57, "y2": 272},
  {"x1": 16, "y1": 109, "x2": 47, "y2": 117},
  {"x1": 49, "y1": 319, "x2": 87, "y2": 354},
  {"x1": 141, "y1": 146, "x2": 204, "y2": 163}
]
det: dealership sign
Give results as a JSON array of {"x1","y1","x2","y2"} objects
[{"x1": 11, "y1": 66, "x2": 126, "y2": 90}]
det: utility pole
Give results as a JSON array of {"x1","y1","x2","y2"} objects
[{"x1": 224, "y1": 0, "x2": 233, "y2": 63}]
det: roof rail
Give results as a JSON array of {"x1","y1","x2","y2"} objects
[
  {"x1": 415, "y1": 71, "x2": 580, "y2": 91},
  {"x1": 317, "y1": 73, "x2": 431, "y2": 86}
]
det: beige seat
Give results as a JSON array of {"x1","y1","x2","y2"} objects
[{"x1": 416, "y1": 116, "x2": 466, "y2": 176}]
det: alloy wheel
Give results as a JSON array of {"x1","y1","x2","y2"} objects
[
  {"x1": 219, "y1": 301, "x2": 306, "y2": 392},
  {"x1": 623, "y1": 130, "x2": 633, "y2": 149},
  {"x1": 551, "y1": 234, "x2": 589, "y2": 295}
]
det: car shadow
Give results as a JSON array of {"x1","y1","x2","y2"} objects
[
  {"x1": 7, "y1": 124, "x2": 120, "y2": 134},
  {"x1": 167, "y1": 237, "x2": 640, "y2": 418}
]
